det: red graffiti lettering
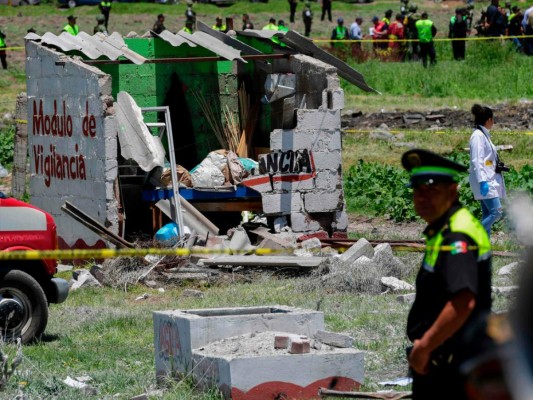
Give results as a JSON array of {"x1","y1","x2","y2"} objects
[{"x1": 32, "y1": 144, "x2": 86, "y2": 188}]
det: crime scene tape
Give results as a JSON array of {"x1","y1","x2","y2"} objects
[
  {"x1": 1, "y1": 47, "x2": 25, "y2": 51},
  {"x1": 0, "y1": 245, "x2": 517, "y2": 261}
]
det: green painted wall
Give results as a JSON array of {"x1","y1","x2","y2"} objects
[{"x1": 99, "y1": 38, "x2": 240, "y2": 164}]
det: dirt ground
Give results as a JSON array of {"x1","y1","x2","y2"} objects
[{"x1": 342, "y1": 101, "x2": 533, "y2": 132}]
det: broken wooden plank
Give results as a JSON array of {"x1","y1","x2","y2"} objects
[
  {"x1": 199, "y1": 255, "x2": 323, "y2": 268},
  {"x1": 314, "y1": 330, "x2": 353, "y2": 348}
]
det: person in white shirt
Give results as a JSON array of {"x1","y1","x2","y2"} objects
[
  {"x1": 469, "y1": 104, "x2": 506, "y2": 237},
  {"x1": 349, "y1": 17, "x2": 363, "y2": 40}
]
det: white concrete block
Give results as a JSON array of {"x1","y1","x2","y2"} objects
[
  {"x1": 296, "y1": 109, "x2": 341, "y2": 131},
  {"x1": 312, "y1": 151, "x2": 342, "y2": 171},
  {"x1": 333, "y1": 210, "x2": 349, "y2": 231},
  {"x1": 272, "y1": 177, "x2": 315, "y2": 192},
  {"x1": 262, "y1": 192, "x2": 304, "y2": 215},
  {"x1": 338, "y1": 238, "x2": 374, "y2": 265},
  {"x1": 303, "y1": 190, "x2": 342, "y2": 213},
  {"x1": 270, "y1": 129, "x2": 341, "y2": 152},
  {"x1": 290, "y1": 212, "x2": 321, "y2": 232},
  {"x1": 315, "y1": 170, "x2": 341, "y2": 190}
]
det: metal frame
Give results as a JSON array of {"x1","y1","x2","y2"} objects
[{"x1": 140, "y1": 106, "x2": 185, "y2": 240}]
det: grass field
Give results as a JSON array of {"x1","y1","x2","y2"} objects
[{"x1": 0, "y1": 1, "x2": 530, "y2": 398}]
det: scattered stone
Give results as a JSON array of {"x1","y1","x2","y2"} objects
[
  {"x1": 182, "y1": 289, "x2": 204, "y2": 298},
  {"x1": 373, "y1": 243, "x2": 407, "y2": 278},
  {"x1": 498, "y1": 262, "x2": 520, "y2": 276},
  {"x1": 396, "y1": 293, "x2": 416, "y2": 305},
  {"x1": 492, "y1": 286, "x2": 519, "y2": 298},
  {"x1": 57, "y1": 263, "x2": 74, "y2": 273},
  {"x1": 90, "y1": 264, "x2": 104, "y2": 283},
  {"x1": 295, "y1": 237, "x2": 322, "y2": 257},
  {"x1": 70, "y1": 269, "x2": 102, "y2": 290},
  {"x1": 135, "y1": 293, "x2": 149, "y2": 301},
  {"x1": 229, "y1": 227, "x2": 254, "y2": 254},
  {"x1": 63, "y1": 376, "x2": 97, "y2": 395},
  {"x1": 425, "y1": 114, "x2": 445, "y2": 120},
  {"x1": 369, "y1": 130, "x2": 394, "y2": 141},
  {"x1": 144, "y1": 280, "x2": 157, "y2": 288},
  {"x1": 338, "y1": 238, "x2": 374, "y2": 266},
  {"x1": 314, "y1": 330, "x2": 353, "y2": 348},
  {"x1": 323, "y1": 256, "x2": 382, "y2": 293},
  {"x1": 158, "y1": 288, "x2": 165, "y2": 293},
  {"x1": 381, "y1": 277, "x2": 414, "y2": 292}
]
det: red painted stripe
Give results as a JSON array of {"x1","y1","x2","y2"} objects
[{"x1": 231, "y1": 376, "x2": 360, "y2": 400}]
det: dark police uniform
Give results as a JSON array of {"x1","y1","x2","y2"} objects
[{"x1": 402, "y1": 149, "x2": 492, "y2": 400}]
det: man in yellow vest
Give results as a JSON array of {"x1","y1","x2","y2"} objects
[
  {"x1": 63, "y1": 15, "x2": 79, "y2": 36},
  {"x1": 415, "y1": 12, "x2": 437, "y2": 67},
  {"x1": 263, "y1": 18, "x2": 280, "y2": 45},
  {"x1": 402, "y1": 149, "x2": 492, "y2": 400},
  {"x1": 0, "y1": 28, "x2": 7, "y2": 70},
  {"x1": 330, "y1": 17, "x2": 348, "y2": 49},
  {"x1": 99, "y1": 0, "x2": 111, "y2": 29},
  {"x1": 212, "y1": 17, "x2": 226, "y2": 32}
]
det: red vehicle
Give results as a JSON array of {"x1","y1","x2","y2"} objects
[{"x1": 0, "y1": 192, "x2": 68, "y2": 343}]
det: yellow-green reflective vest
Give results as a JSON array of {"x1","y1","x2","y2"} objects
[
  {"x1": 0, "y1": 36, "x2": 5, "y2": 48},
  {"x1": 212, "y1": 24, "x2": 226, "y2": 31},
  {"x1": 182, "y1": 27, "x2": 192, "y2": 34},
  {"x1": 416, "y1": 19, "x2": 433, "y2": 43},
  {"x1": 278, "y1": 25, "x2": 289, "y2": 46},
  {"x1": 423, "y1": 208, "x2": 491, "y2": 271},
  {"x1": 100, "y1": 1, "x2": 111, "y2": 7},
  {"x1": 262, "y1": 23, "x2": 278, "y2": 31},
  {"x1": 63, "y1": 24, "x2": 79, "y2": 36},
  {"x1": 335, "y1": 25, "x2": 347, "y2": 39}
]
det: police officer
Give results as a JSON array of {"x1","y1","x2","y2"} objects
[
  {"x1": 402, "y1": 149, "x2": 492, "y2": 400},
  {"x1": 449, "y1": 8, "x2": 468, "y2": 60},
  {"x1": 302, "y1": 3, "x2": 313, "y2": 37},
  {"x1": 99, "y1": 0, "x2": 111, "y2": 29},
  {"x1": 212, "y1": 16, "x2": 226, "y2": 32},
  {"x1": 185, "y1": 2, "x2": 196, "y2": 25},
  {"x1": 330, "y1": 17, "x2": 348, "y2": 48},
  {"x1": 63, "y1": 15, "x2": 79, "y2": 36},
  {"x1": 415, "y1": 12, "x2": 437, "y2": 67}
]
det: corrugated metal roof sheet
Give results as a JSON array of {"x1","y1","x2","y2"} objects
[
  {"x1": 25, "y1": 31, "x2": 147, "y2": 65},
  {"x1": 156, "y1": 29, "x2": 245, "y2": 63},
  {"x1": 237, "y1": 30, "x2": 285, "y2": 40}
]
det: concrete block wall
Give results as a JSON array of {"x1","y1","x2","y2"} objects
[
  {"x1": 243, "y1": 54, "x2": 348, "y2": 237},
  {"x1": 26, "y1": 42, "x2": 118, "y2": 249}
]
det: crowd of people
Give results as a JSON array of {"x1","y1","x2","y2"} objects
[{"x1": 1, "y1": 0, "x2": 532, "y2": 71}]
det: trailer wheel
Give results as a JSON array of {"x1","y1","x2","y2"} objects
[{"x1": 0, "y1": 270, "x2": 49, "y2": 344}]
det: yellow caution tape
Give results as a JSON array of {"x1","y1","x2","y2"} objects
[
  {"x1": 15, "y1": 119, "x2": 27, "y2": 124},
  {"x1": 0, "y1": 245, "x2": 517, "y2": 261},
  {"x1": 0, "y1": 47, "x2": 24, "y2": 51}
]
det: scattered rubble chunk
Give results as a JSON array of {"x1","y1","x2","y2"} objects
[
  {"x1": 323, "y1": 256, "x2": 382, "y2": 293},
  {"x1": 492, "y1": 286, "x2": 519, "y2": 298},
  {"x1": 381, "y1": 277, "x2": 414, "y2": 292},
  {"x1": 63, "y1": 376, "x2": 97, "y2": 395},
  {"x1": 289, "y1": 338, "x2": 311, "y2": 354},
  {"x1": 396, "y1": 293, "x2": 416, "y2": 304},
  {"x1": 200, "y1": 256, "x2": 324, "y2": 268},
  {"x1": 373, "y1": 243, "x2": 407, "y2": 278},
  {"x1": 70, "y1": 269, "x2": 102, "y2": 290},
  {"x1": 182, "y1": 289, "x2": 205, "y2": 298},
  {"x1": 338, "y1": 238, "x2": 374, "y2": 266},
  {"x1": 314, "y1": 330, "x2": 353, "y2": 348},
  {"x1": 498, "y1": 262, "x2": 520, "y2": 276}
]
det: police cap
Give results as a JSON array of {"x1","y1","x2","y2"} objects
[{"x1": 401, "y1": 149, "x2": 467, "y2": 186}]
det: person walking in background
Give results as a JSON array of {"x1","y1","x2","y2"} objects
[
  {"x1": 302, "y1": 3, "x2": 313, "y2": 37},
  {"x1": 99, "y1": 0, "x2": 111, "y2": 29},
  {"x1": 212, "y1": 17, "x2": 226, "y2": 32},
  {"x1": 288, "y1": 0, "x2": 297, "y2": 23},
  {"x1": 185, "y1": 1, "x2": 196, "y2": 25},
  {"x1": 449, "y1": 8, "x2": 468, "y2": 60},
  {"x1": 63, "y1": 15, "x2": 79, "y2": 36},
  {"x1": 94, "y1": 14, "x2": 108, "y2": 35},
  {"x1": 242, "y1": 14, "x2": 254, "y2": 30},
  {"x1": 262, "y1": 17, "x2": 278, "y2": 31},
  {"x1": 402, "y1": 148, "x2": 492, "y2": 400},
  {"x1": 469, "y1": 104, "x2": 506, "y2": 237},
  {"x1": 507, "y1": 6, "x2": 524, "y2": 52},
  {"x1": 349, "y1": 16, "x2": 363, "y2": 41},
  {"x1": 382, "y1": 9, "x2": 393, "y2": 27},
  {"x1": 330, "y1": 17, "x2": 348, "y2": 49},
  {"x1": 152, "y1": 14, "x2": 166, "y2": 36},
  {"x1": 371, "y1": 15, "x2": 388, "y2": 51},
  {"x1": 388, "y1": 13, "x2": 405, "y2": 60},
  {"x1": 321, "y1": 0, "x2": 332, "y2": 22},
  {"x1": 416, "y1": 12, "x2": 437, "y2": 67},
  {"x1": 486, "y1": 0, "x2": 505, "y2": 36},
  {"x1": 0, "y1": 28, "x2": 7, "y2": 70}
]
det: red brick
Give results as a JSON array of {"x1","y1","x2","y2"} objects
[
  {"x1": 289, "y1": 338, "x2": 311, "y2": 354},
  {"x1": 297, "y1": 230, "x2": 329, "y2": 242},
  {"x1": 274, "y1": 335, "x2": 290, "y2": 349},
  {"x1": 331, "y1": 231, "x2": 348, "y2": 239}
]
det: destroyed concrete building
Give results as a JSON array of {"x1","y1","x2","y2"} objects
[{"x1": 20, "y1": 25, "x2": 375, "y2": 249}]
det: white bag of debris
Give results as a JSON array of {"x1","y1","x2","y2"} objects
[
  {"x1": 191, "y1": 158, "x2": 226, "y2": 188},
  {"x1": 114, "y1": 92, "x2": 165, "y2": 172}
]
